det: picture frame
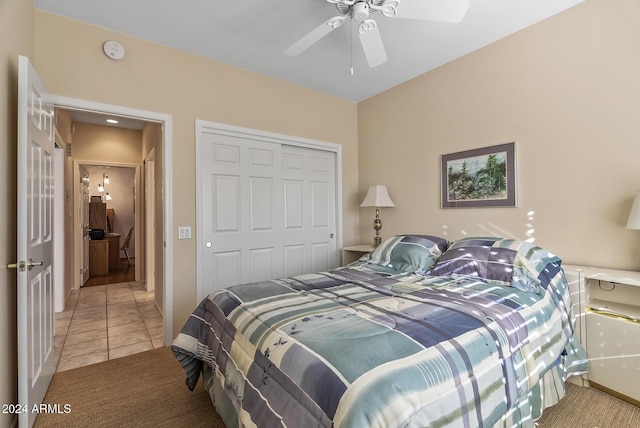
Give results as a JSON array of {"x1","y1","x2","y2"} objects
[{"x1": 441, "y1": 142, "x2": 516, "y2": 208}]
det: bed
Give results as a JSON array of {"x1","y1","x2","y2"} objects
[{"x1": 172, "y1": 235, "x2": 588, "y2": 427}]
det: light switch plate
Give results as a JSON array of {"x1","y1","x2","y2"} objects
[{"x1": 178, "y1": 226, "x2": 191, "y2": 240}]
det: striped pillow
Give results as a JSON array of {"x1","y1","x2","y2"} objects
[
  {"x1": 365, "y1": 235, "x2": 449, "y2": 275},
  {"x1": 426, "y1": 237, "x2": 562, "y2": 292}
]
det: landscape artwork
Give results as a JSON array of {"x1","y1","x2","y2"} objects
[{"x1": 441, "y1": 142, "x2": 516, "y2": 208}]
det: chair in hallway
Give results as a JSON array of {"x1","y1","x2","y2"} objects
[{"x1": 121, "y1": 227, "x2": 133, "y2": 266}]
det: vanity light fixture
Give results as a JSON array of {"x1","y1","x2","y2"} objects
[{"x1": 106, "y1": 119, "x2": 119, "y2": 125}]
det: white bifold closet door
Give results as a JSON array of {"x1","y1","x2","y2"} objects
[{"x1": 198, "y1": 126, "x2": 338, "y2": 301}]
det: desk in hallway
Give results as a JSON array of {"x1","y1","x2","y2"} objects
[
  {"x1": 105, "y1": 233, "x2": 121, "y2": 269},
  {"x1": 89, "y1": 240, "x2": 109, "y2": 276}
]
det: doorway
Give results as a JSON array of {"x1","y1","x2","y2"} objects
[
  {"x1": 51, "y1": 96, "x2": 173, "y2": 370},
  {"x1": 81, "y1": 163, "x2": 137, "y2": 287}
]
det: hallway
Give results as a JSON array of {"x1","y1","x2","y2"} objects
[{"x1": 53, "y1": 278, "x2": 163, "y2": 372}]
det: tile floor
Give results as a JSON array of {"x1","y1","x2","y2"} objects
[{"x1": 53, "y1": 281, "x2": 164, "y2": 372}]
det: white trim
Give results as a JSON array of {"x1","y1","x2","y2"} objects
[
  {"x1": 197, "y1": 120, "x2": 342, "y2": 153},
  {"x1": 144, "y1": 148, "x2": 156, "y2": 295},
  {"x1": 53, "y1": 145, "x2": 66, "y2": 313},
  {"x1": 51, "y1": 95, "x2": 174, "y2": 346},
  {"x1": 195, "y1": 120, "x2": 343, "y2": 300}
]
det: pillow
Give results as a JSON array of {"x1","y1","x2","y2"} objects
[
  {"x1": 426, "y1": 237, "x2": 562, "y2": 292},
  {"x1": 365, "y1": 235, "x2": 449, "y2": 275}
]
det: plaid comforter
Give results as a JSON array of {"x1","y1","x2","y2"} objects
[{"x1": 173, "y1": 264, "x2": 587, "y2": 427}]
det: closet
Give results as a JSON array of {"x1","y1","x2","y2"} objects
[{"x1": 196, "y1": 121, "x2": 342, "y2": 301}]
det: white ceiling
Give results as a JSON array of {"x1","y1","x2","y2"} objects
[{"x1": 34, "y1": 0, "x2": 585, "y2": 102}]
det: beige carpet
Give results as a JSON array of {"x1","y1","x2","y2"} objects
[
  {"x1": 34, "y1": 346, "x2": 639, "y2": 427},
  {"x1": 538, "y1": 382, "x2": 640, "y2": 427},
  {"x1": 34, "y1": 347, "x2": 224, "y2": 428}
]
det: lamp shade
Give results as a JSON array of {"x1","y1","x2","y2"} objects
[
  {"x1": 360, "y1": 185, "x2": 395, "y2": 208},
  {"x1": 627, "y1": 191, "x2": 640, "y2": 230}
]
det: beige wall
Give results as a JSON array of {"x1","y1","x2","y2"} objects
[
  {"x1": 358, "y1": 0, "x2": 640, "y2": 271},
  {"x1": 0, "y1": 0, "x2": 35, "y2": 426},
  {"x1": 33, "y1": 11, "x2": 360, "y2": 336},
  {"x1": 72, "y1": 123, "x2": 143, "y2": 165}
]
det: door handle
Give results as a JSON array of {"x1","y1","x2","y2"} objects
[
  {"x1": 27, "y1": 258, "x2": 43, "y2": 270},
  {"x1": 7, "y1": 259, "x2": 43, "y2": 271}
]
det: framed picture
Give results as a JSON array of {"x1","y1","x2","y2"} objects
[{"x1": 441, "y1": 142, "x2": 516, "y2": 208}]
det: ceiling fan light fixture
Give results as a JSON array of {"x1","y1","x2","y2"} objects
[
  {"x1": 352, "y1": 2, "x2": 370, "y2": 22},
  {"x1": 358, "y1": 19, "x2": 377, "y2": 35},
  {"x1": 379, "y1": 1, "x2": 399, "y2": 18},
  {"x1": 285, "y1": 0, "x2": 469, "y2": 69},
  {"x1": 328, "y1": 16, "x2": 346, "y2": 29}
]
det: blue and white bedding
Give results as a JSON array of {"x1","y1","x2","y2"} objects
[{"x1": 173, "y1": 236, "x2": 588, "y2": 427}]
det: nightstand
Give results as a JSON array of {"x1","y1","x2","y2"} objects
[
  {"x1": 564, "y1": 265, "x2": 640, "y2": 405},
  {"x1": 342, "y1": 244, "x2": 376, "y2": 265}
]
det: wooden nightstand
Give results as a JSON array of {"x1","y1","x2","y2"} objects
[{"x1": 342, "y1": 244, "x2": 376, "y2": 265}]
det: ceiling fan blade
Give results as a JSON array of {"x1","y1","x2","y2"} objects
[
  {"x1": 386, "y1": 0, "x2": 470, "y2": 23},
  {"x1": 358, "y1": 20, "x2": 387, "y2": 68},
  {"x1": 284, "y1": 15, "x2": 346, "y2": 56}
]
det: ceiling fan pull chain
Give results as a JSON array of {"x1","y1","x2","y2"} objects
[{"x1": 350, "y1": 18, "x2": 354, "y2": 75}]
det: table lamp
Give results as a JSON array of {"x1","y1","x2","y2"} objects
[
  {"x1": 360, "y1": 185, "x2": 395, "y2": 247},
  {"x1": 627, "y1": 190, "x2": 640, "y2": 230}
]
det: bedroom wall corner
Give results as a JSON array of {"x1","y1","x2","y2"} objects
[
  {"x1": 0, "y1": 0, "x2": 36, "y2": 426},
  {"x1": 357, "y1": 0, "x2": 640, "y2": 271}
]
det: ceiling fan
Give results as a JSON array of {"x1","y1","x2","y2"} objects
[{"x1": 284, "y1": 0, "x2": 470, "y2": 68}]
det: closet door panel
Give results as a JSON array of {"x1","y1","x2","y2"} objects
[{"x1": 197, "y1": 123, "x2": 339, "y2": 301}]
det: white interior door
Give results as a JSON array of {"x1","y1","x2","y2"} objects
[
  {"x1": 282, "y1": 145, "x2": 336, "y2": 276},
  {"x1": 197, "y1": 122, "x2": 340, "y2": 302},
  {"x1": 16, "y1": 55, "x2": 55, "y2": 428},
  {"x1": 200, "y1": 133, "x2": 284, "y2": 300}
]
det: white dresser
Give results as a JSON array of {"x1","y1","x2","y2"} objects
[{"x1": 563, "y1": 265, "x2": 640, "y2": 405}]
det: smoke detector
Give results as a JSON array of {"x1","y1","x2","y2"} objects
[{"x1": 103, "y1": 40, "x2": 125, "y2": 60}]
